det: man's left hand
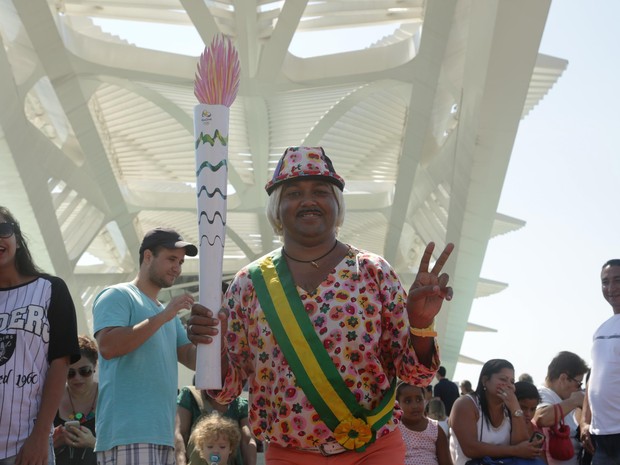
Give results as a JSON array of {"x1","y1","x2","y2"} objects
[{"x1": 407, "y1": 242, "x2": 454, "y2": 328}]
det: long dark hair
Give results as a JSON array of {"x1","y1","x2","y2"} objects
[
  {"x1": 474, "y1": 358, "x2": 514, "y2": 431},
  {"x1": 0, "y1": 206, "x2": 44, "y2": 277}
]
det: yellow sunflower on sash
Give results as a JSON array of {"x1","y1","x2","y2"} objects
[{"x1": 334, "y1": 417, "x2": 373, "y2": 450}]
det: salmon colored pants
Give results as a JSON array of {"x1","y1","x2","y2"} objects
[{"x1": 265, "y1": 429, "x2": 406, "y2": 465}]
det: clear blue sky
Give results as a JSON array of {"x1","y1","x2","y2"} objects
[
  {"x1": 454, "y1": 0, "x2": 620, "y2": 387},
  {"x1": 95, "y1": 1, "x2": 620, "y2": 387}
]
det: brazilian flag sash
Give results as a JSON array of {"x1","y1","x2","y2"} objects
[{"x1": 248, "y1": 249, "x2": 396, "y2": 452}]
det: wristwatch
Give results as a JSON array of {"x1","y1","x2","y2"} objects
[{"x1": 513, "y1": 409, "x2": 524, "y2": 417}]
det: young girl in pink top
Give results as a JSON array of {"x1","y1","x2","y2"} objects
[{"x1": 397, "y1": 382, "x2": 453, "y2": 465}]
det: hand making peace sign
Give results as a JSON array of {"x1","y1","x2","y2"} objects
[{"x1": 407, "y1": 242, "x2": 454, "y2": 328}]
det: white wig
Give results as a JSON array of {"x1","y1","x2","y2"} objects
[{"x1": 266, "y1": 183, "x2": 345, "y2": 235}]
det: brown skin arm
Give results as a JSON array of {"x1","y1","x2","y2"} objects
[
  {"x1": 177, "y1": 343, "x2": 197, "y2": 370},
  {"x1": 407, "y1": 242, "x2": 454, "y2": 366},
  {"x1": 500, "y1": 386, "x2": 529, "y2": 445},
  {"x1": 534, "y1": 389, "x2": 584, "y2": 427},
  {"x1": 580, "y1": 389, "x2": 595, "y2": 454},
  {"x1": 239, "y1": 418, "x2": 258, "y2": 465},
  {"x1": 16, "y1": 356, "x2": 70, "y2": 465},
  {"x1": 437, "y1": 425, "x2": 454, "y2": 465},
  {"x1": 174, "y1": 407, "x2": 192, "y2": 465},
  {"x1": 97, "y1": 294, "x2": 191, "y2": 359}
]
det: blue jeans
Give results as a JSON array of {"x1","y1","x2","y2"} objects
[
  {"x1": 0, "y1": 437, "x2": 55, "y2": 465},
  {"x1": 592, "y1": 434, "x2": 620, "y2": 465}
]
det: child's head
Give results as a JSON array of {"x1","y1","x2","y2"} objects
[
  {"x1": 396, "y1": 382, "x2": 426, "y2": 424},
  {"x1": 426, "y1": 398, "x2": 447, "y2": 421},
  {"x1": 190, "y1": 413, "x2": 241, "y2": 464},
  {"x1": 515, "y1": 381, "x2": 540, "y2": 423}
]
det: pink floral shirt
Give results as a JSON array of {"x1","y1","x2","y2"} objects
[{"x1": 213, "y1": 246, "x2": 440, "y2": 449}]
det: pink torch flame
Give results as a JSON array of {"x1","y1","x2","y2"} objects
[{"x1": 194, "y1": 35, "x2": 240, "y2": 107}]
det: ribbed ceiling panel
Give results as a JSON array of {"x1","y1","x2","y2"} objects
[
  {"x1": 321, "y1": 90, "x2": 407, "y2": 183},
  {"x1": 92, "y1": 83, "x2": 195, "y2": 183},
  {"x1": 339, "y1": 212, "x2": 388, "y2": 256}
]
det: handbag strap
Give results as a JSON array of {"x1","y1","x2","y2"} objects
[
  {"x1": 188, "y1": 386, "x2": 213, "y2": 415},
  {"x1": 551, "y1": 403, "x2": 566, "y2": 430},
  {"x1": 556, "y1": 403, "x2": 565, "y2": 425},
  {"x1": 474, "y1": 395, "x2": 510, "y2": 442}
]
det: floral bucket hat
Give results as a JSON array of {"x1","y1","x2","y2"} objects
[{"x1": 264, "y1": 146, "x2": 345, "y2": 195}]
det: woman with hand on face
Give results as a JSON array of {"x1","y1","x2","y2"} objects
[
  {"x1": 449, "y1": 359, "x2": 544, "y2": 465},
  {"x1": 187, "y1": 146, "x2": 455, "y2": 464},
  {"x1": 0, "y1": 206, "x2": 80, "y2": 465},
  {"x1": 53, "y1": 335, "x2": 99, "y2": 464}
]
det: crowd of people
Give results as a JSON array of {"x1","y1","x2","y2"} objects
[{"x1": 1, "y1": 146, "x2": 618, "y2": 465}]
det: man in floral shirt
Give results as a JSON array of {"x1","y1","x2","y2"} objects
[{"x1": 188, "y1": 147, "x2": 454, "y2": 464}]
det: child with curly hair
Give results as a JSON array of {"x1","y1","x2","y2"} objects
[{"x1": 190, "y1": 412, "x2": 242, "y2": 465}]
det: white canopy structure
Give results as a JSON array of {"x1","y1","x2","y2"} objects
[{"x1": 0, "y1": 0, "x2": 566, "y2": 375}]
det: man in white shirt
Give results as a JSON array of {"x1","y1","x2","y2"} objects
[{"x1": 580, "y1": 259, "x2": 620, "y2": 465}]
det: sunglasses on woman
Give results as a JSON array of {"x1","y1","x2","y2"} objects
[
  {"x1": 0, "y1": 222, "x2": 15, "y2": 238},
  {"x1": 567, "y1": 376, "x2": 583, "y2": 389},
  {"x1": 67, "y1": 366, "x2": 94, "y2": 379}
]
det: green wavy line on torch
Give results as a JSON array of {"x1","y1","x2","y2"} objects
[
  {"x1": 195, "y1": 129, "x2": 228, "y2": 149},
  {"x1": 196, "y1": 159, "x2": 227, "y2": 177}
]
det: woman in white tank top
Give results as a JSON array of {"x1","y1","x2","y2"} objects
[{"x1": 449, "y1": 359, "x2": 545, "y2": 465}]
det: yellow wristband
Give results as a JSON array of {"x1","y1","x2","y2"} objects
[{"x1": 410, "y1": 321, "x2": 437, "y2": 338}]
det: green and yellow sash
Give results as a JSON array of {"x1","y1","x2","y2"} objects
[{"x1": 249, "y1": 249, "x2": 396, "y2": 452}]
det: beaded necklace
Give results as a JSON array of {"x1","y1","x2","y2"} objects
[{"x1": 68, "y1": 388, "x2": 97, "y2": 423}]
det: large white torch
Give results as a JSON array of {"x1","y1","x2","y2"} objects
[{"x1": 193, "y1": 35, "x2": 240, "y2": 389}]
